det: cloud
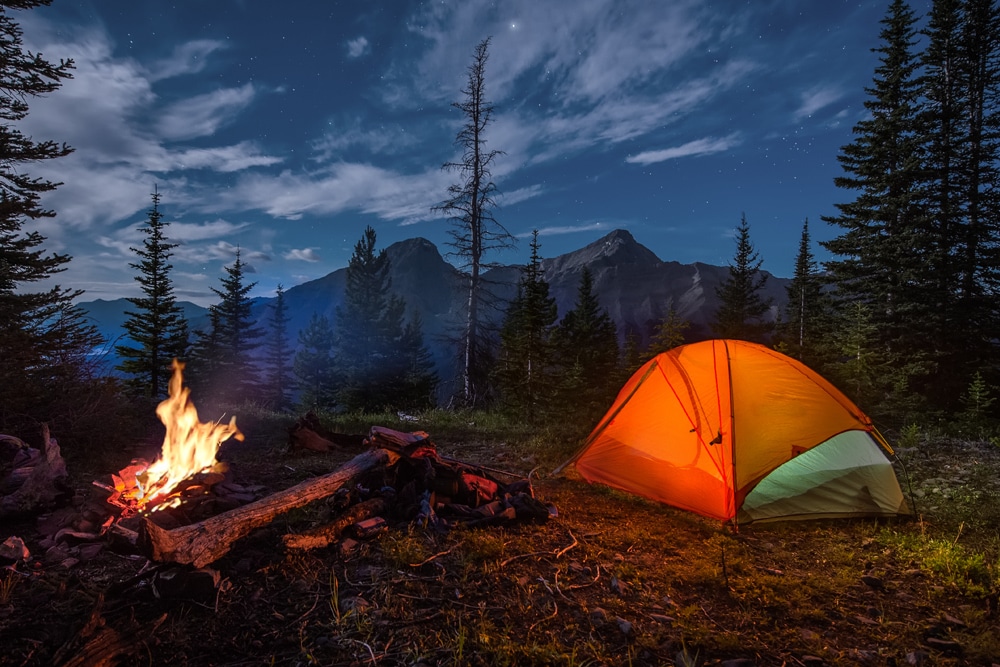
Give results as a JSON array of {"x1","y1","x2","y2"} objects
[
  {"x1": 529, "y1": 222, "x2": 611, "y2": 237},
  {"x1": 149, "y1": 39, "x2": 229, "y2": 81},
  {"x1": 311, "y1": 116, "x2": 421, "y2": 160},
  {"x1": 346, "y1": 36, "x2": 370, "y2": 58},
  {"x1": 170, "y1": 219, "x2": 252, "y2": 242},
  {"x1": 626, "y1": 134, "x2": 741, "y2": 165},
  {"x1": 156, "y1": 83, "x2": 258, "y2": 140},
  {"x1": 284, "y1": 248, "x2": 322, "y2": 262},
  {"x1": 794, "y1": 86, "x2": 843, "y2": 121}
]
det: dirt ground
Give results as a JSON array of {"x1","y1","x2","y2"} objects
[{"x1": 1, "y1": 430, "x2": 999, "y2": 666}]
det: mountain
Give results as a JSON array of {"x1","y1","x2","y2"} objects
[{"x1": 79, "y1": 230, "x2": 790, "y2": 388}]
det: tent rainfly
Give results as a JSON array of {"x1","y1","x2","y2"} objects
[{"x1": 558, "y1": 339, "x2": 909, "y2": 524}]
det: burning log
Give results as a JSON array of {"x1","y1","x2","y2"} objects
[
  {"x1": 140, "y1": 448, "x2": 396, "y2": 568},
  {"x1": 283, "y1": 496, "x2": 389, "y2": 551}
]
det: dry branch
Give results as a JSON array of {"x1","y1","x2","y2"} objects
[
  {"x1": 140, "y1": 448, "x2": 394, "y2": 567},
  {"x1": 283, "y1": 497, "x2": 389, "y2": 550}
]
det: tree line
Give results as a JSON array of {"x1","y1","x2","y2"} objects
[{"x1": 1, "y1": 0, "x2": 998, "y2": 451}]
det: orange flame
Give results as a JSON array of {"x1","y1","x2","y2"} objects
[{"x1": 138, "y1": 359, "x2": 244, "y2": 510}]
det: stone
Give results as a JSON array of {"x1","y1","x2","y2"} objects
[
  {"x1": 589, "y1": 607, "x2": 608, "y2": 624},
  {"x1": 0, "y1": 536, "x2": 29, "y2": 563},
  {"x1": 861, "y1": 575, "x2": 884, "y2": 589},
  {"x1": 924, "y1": 637, "x2": 962, "y2": 656},
  {"x1": 905, "y1": 650, "x2": 930, "y2": 665},
  {"x1": 615, "y1": 617, "x2": 633, "y2": 636}
]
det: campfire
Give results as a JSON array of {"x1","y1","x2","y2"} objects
[
  {"x1": 91, "y1": 362, "x2": 555, "y2": 570},
  {"x1": 106, "y1": 360, "x2": 243, "y2": 515}
]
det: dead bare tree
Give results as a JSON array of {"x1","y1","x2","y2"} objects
[{"x1": 434, "y1": 37, "x2": 515, "y2": 407}]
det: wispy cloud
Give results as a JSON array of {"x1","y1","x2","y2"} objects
[
  {"x1": 284, "y1": 248, "x2": 322, "y2": 262},
  {"x1": 149, "y1": 39, "x2": 228, "y2": 81},
  {"x1": 529, "y1": 222, "x2": 611, "y2": 237},
  {"x1": 346, "y1": 36, "x2": 370, "y2": 59},
  {"x1": 156, "y1": 83, "x2": 258, "y2": 140},
  {"x1": 311, "y1": 116, "x2": 421, "y2": 160},
  {"x1": 626, "y1": 134, "x2": 741, "y2": 165},
  {"x1": 794, "y1": 86, "x2": 843, "y2": 121}
]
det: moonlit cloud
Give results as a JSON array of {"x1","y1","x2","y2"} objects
[
  {"x1": 794, "y1": 86, "x2": 844, "y2": 121},
  {"x1": 149, "y1": 39, "x2": 228, "y2": 81},
  {"x1": 626, "y1": 134, "x2": 741, "y2": 165},
  {"x1": 346, "y1": 36, "x2": 370, "y2": 58},
  {"x1": 156, "y1": 83, "x2": 258, "y2": 140},
  {"x1": 530, "y1": 222, "x2": 611, "y2": 237},
  {"x1": 284, "y1": 248, "x2": 322, "y2": 262}
]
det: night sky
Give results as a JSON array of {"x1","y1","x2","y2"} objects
[{"x1": 16, "y1": 0, "x2": 930, "y2": 306}]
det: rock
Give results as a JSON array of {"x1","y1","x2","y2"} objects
[
  {"x1": 861, "y1": 575, "x2": 884, "y2": 589},
  {"x1": 800, "y1": 629, "x2": 820, "y2": 642},
  {"x1": 77, "y1": 543, "x2": 104, "y2": 561},
  {"x1": 865, "y1": 606, "x2": 882, "y2": 619},
  {"x1": 0, "y1": 536, "x2": 29, "y2": 562},
  {"x1": 59, "y1": 557, "x2": 80, "y2": 569},
  {"x1": 589, "y1": 607, "x2": 608, "y2": 624},
  {"x1": 845, "y1": 649, "x2": 879, "y2": 664},
  {"x1": 906, "y1": 650, "x2": 930, "y2": 665},
  {"x1": 610, "y1": 575, "x2": 628, "y2": 596},
  {"x1": 615, "y1": 616, "x2": 633, "y2": 637}
]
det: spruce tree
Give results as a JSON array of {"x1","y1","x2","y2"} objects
[
  {"x1": 553, "y1": 266, "x2": 619, "y2": 421},
  {"x1": 643, "y1": 307, "x2": 690, "y2": 362},
  {"x1": 712, "y1": 213, "x2": 773, "y2": 342},
  {"x1": 949, "y1": 0, "x2": 1000, "y2": 403},
  {"x1": 495, "y1": 230, "x2": 558, "y2": 423},
  {"x1": 778, "y1": 219, "x2": 829, "y2": 365},
  {"x1": 264, "y1": 284, "x2": 293, "y2": 411},
  {"x1": 116, "y1": 190, "x2": 189, "y2": 399},
  {"x1": 0, "y1": 0, "x2": 104, "y2": 431},
  {"x1": 192, "y1": 249, "x2": 262, "y2": 404},
  {"x1": 294, "y1": 313, "x2": 337, "y2": 410},
  {"x1": 822, "y1": 0, "x2": 925, "y2": 357},
  {"x1": 395, "y1": 311, "x2": 439, "y2": 411},
  {"x1": 333, "y1": 226, "x2": 425, "y2": 412},
  {"x1": 433, "y1": 37, "x2": 515, "y2": 407}
]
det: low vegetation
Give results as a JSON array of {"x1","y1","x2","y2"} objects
[{"x1": 2, "y1": 410, "x2": 999, "y2": 666}]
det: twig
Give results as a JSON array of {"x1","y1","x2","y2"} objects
[
  {"x1": 349, "y1": 639, "x2": 377, "y2": 665},
  {"x1": 409, "y1": 548, "x2": 454, "y2": 567},
  {"x1": 555, "y1": 530, "x2": 578, "y2": 559},
  {"x1": 565, "y1": 564, "x2": 602, "y2": 590}
]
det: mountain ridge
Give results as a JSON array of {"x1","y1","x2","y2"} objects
[{"x1": 80, "y1": 229, "x2": 790, "y2": 388}]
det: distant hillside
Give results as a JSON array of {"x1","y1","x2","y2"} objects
[{"x1": 79, "y1": 229, "x2": 790, "y2": 392}]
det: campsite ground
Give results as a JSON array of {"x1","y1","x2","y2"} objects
[{"x1": 1, "y1": 412, "x2": 999, "y2": 666}]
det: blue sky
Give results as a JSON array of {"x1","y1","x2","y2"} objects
[{"x1": 16, "y1": 0, "x2": 927, "y2": 306}]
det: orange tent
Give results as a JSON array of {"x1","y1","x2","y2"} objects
[{"x1": 559, "y1": 339, "x2": 908, "y2": 524}]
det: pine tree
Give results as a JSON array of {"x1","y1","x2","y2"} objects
[
  {"x1": 192, "y1": 249, "x2": 262, "y2": 404},
  {"x1": 0, "y1": 0, "x2": 104, "y2": 431},
  {"x1": 433, "y1": 37, "x2": 515, "y2": 407},
  {"x1": 293, "y1": 313, "x2": 337, "y2": 410},
  {"x1": 333, "y1": 226, "x2": 424, "y2": 413},
  {"x1": 777, "y1": 219, "x2": 828, "y2": 365},
  {"x1": 495, "y1": 230, "x2": 558, "y2": 422},
  {"x1": 263, "y1": 284, "x2": 293, "y2": 411},
  {"x1": 643, "y1": 307, "x2": 690, "y2": 362},
  {"x1": 553, "y1": 266, "x2": 619, "y2": 421},
  {"x1": 712, "y1": 213, "x2": 773, "y2": 342},
  {"x1": 949, "y1": 0, "x2": 1000, "y2": 401},
  {"x1": 821, "y1": 0, "x2": 925, "y2": 357},
  {"x1": 395, "y1": 311, "x2": 439, "y2": 411},
  {"x1": 116, "y1": 190, "x2": 189, "y2": 399}
]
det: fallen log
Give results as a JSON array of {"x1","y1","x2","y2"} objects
[
  {"x1": 140, "y1": 448, "x2": 395, "y2": 568},
  {"x1": 0, "y1": 424, "x2": 69, "y2": 518},
  {"x1": 283, "y1": 496, "x2": 389, "y2": 551}
]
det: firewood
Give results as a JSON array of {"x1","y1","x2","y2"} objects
[
  {"x1": 139, "y1": 448, "x2": 395, "y2": 568},
  {"x1": 283, "y1": 497, "x2": 389, "y2": 550},
  {"x1": 289, "y1": 424, "x2": 336, "y2": 452},
  {"x1": 0, "y1": 424, "x2": 69, "y2": 518}
]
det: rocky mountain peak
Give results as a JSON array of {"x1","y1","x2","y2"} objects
[{"x1": 543, "y1": 228, "x2": 661, "y2": 274}]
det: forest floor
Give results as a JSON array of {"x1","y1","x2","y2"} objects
[{"x1": 1, "y1": 413, "x2": 999, "y2": 667}]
